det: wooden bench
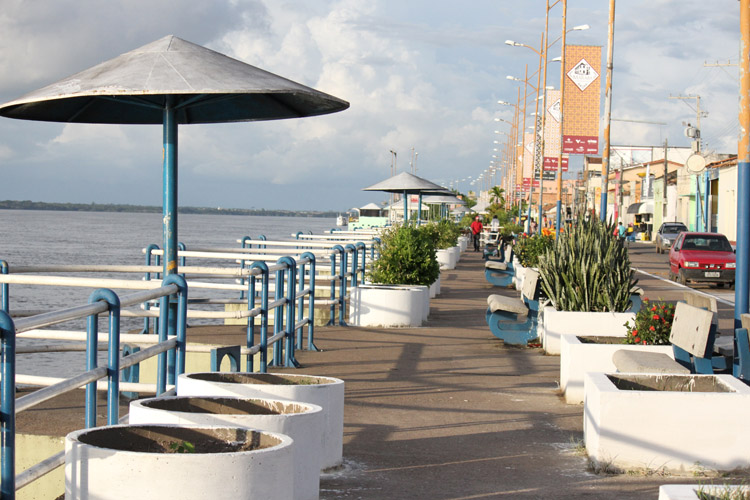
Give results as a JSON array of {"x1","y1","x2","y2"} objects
[
  {"x1": 484, "y1": 245, "x2": 514, "y2": 287},
  {"x1": 484, "y1": 268, "x2": 542, "y2": 345},
  {"x1": 612, "y1": 302, "x2": 716, "y2": 374}
]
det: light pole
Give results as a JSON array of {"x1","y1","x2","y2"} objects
[
  {"x1": 600, "y1": 0, "x2": 616, "y2": 221},
  {"x1": 737, "y1": 0, "x2": 750, "y2": 328}
]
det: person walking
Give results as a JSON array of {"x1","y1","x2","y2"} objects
[{"x1": 470, "y1": 216, "x2": 484, "y2": 252}]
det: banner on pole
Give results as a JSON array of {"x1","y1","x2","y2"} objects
[{"x1": 563, "y1": 45, "x2": 601, "y2": 154}]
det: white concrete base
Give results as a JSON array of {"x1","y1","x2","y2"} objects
[
  {"x1": 177, "y1": 372, "x2": 345, "y2": 470},
  {"x1": 659, "y1": 484, "x2": 750, "y2": 500},
  {"x1": 542, "y1": 307, "x2": 635, "y2": 355},
  {"x1": 560, "y1": 334, "x2": 673, "y2": 404},
  {"x1": 348, "y1": 284, "x2": 428, "y2": 327},
  {"x1": 66, "y1": 424, "x2": 293, "y2": 500},
  {"x1": 436, "y1": 248, "x2": 456, "y2": 270},
  {"x1": 584, "y1": 372, "x2": 750, "y2": 472},
  {"x1": 450, "y1": 245, "x2": 461, "y2": 263},
  {"x1": 458, "y1": 236, "x2": 469, "y2": 252},
  {"x1": 129, "y1": 396, "x2": 324, "y2": 500}
]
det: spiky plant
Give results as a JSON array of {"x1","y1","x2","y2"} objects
[{"x1": 538, "y1": 214, "x2": 638, "y2": 312}]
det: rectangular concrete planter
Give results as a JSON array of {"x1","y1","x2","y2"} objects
[
  {"x1": 560, "y1": 334, "x2": 673, "y2": 404},
  {"x1": 436, "y1": 248, "x2": 456, "y2": 270},
  {"x1": 659, "y1": 484, "x2": 750, "y2": 499},
  {"x1": 584, "y1": 372, "x2": 750, "y2": 473},
  {"x1": 542, "y1": 307, "x2": 635, "y2": 355},
  {"x1": 512, "y1": 263, "x2": 526, "y2": 291}
]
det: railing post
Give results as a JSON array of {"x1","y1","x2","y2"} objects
[
  {"x1": 356, "y1": 242, "x2": 367, "y2": 284},
  {"x1": 278, "y1": 256, "x2": 300, "y2": 368},
  {"x1": 239, "y1": 237, "x2": 252, "y2": 300},
  {"x1": 249, "y1": 262, "x2": 269, "y2": 373},
  {"x1": 300, "y1": 252, "x2": 319, "y2": 351},
  {"x1": 333, "y1": 245, "x2": 347, "y2": 326},
  {"x1": 178, "y1": 242, "x2": 187, "y2": 268},
  {"x1": 273, "y1": 262, "x2": 286, "y2": 367},
  {"x1": 328, "y1": 247, "x2": 341, "y2": 326},
  {"x1": 346, "y1": 244, "x2": 357, "y2": 294},
  {"x1": 142, "y1": 244, "x2": 160, "y2": 335},
  {"x1": 156, "y1": 291, "x2": 170, "y2": 395},
  {"x1": 0, "y1": 311, "x2": 16, "y2": 500},
  {"x1": 163, "y1": 275, "x2": 188, "y2": 387},
  {"x1": 86, "y1": 289, "x2": 121, "y2": 426}
]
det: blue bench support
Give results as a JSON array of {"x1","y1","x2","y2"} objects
[
  {"x1": 211, "y1": 345, "x2": 241, "y2": 372},
  {"x1": 733, "y1": 328, "x2": 750, "y2": 381},
  {"x1": 485, "y1": 269, "x2": 541, "y2": 346},
  {"x1": 484, "y1": 246, "x2": 515, "y2": 287}
]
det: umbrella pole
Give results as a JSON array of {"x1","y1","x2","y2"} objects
[
  {"x1": 162, "y1": 99, "x2": 179, "y2": 380},
  {"x1": 403, "y1": 190, "x2": 408, "y2": 224},
  {"x1": 163, "y1": 98, "x2": 178, "y2": 276},
  {"x1": 418, "y1": 193, "x2": 423, "y2": 226}
]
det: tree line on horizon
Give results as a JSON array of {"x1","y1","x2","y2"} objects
[{"x1": 0, "y1": 200, "x2": 338, "y2": 218}]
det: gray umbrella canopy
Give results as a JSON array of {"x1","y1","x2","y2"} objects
[
  {"x1": 423, "y1": 194, "x2": 465, "y2": 205},
  {"x1": 362, "y1": 172, "x2": 447, "y2": 194},
  {"x1": 0, "y1": 35, "x2": 349, "y2": 124}
]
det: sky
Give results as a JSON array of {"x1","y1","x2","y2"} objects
[{"x1": 0, "y1": 0, "x2": 740, "y2": 212}]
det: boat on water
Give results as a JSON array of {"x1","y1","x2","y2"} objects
[{"x1": 336, "y1": 214, "x2": 347, "y2": 226}]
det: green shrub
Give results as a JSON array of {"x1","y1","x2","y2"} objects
[
  {"x1": 623, "y1": 299, "x2": 675, "y2": 345},
  {"x1": 368, "y1": 224, "x2": 440, "y2": 286},
  {"x1": 538, "y1": 214, "x2": 638, "y2": 312},
  {"x1": 500, "y1": 223, "x2": 523, "y2": 244},
  {"x1": 514, "y1": 233, "x2": 554, "y2": 268}
]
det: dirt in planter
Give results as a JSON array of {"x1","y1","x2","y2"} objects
[
  {"x1": 577, "y1": 336, "x2": 630, "y2": 344},
  {"x1": 188, "y1": 372, "x2": 330, "y2": 386},
  {"x1": 140, "y1": 396, "x2": 308, "y2": 415},
  {"x1": 607, "y1": 374, "x2": 734, "y2": 393},
  {"x1": 75, "y1": 425, "x2": 281, "y2": 453}
]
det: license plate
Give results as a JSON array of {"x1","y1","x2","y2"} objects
[{"x1": 705, "y1": 272, "x2": 721, "y2": 278}]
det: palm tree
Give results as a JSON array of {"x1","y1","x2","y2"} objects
[{"x1": 489, "y1": 186, "x2": 505, "y2": 207}]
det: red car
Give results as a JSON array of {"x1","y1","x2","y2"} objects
[{"x1": 668, "y1": 232, "x2": 735, "y2": 287}]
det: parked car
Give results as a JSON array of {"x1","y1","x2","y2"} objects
[
  {"x1": 668, "y1": 232, "x2": 735, "y2": 287},
  {"x1": 655, "y1": 222, "x2": 688, "y2": 254}
]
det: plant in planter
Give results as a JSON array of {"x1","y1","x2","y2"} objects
[
  {"x1": 623, "y1": 298, "x2": 675, "y2": 345},
  {"x1": 368, "y1": 224, "x2": 440, "y2": 286},
  {"x1": 539, "y1": 214, "x2": 638, "y2": 312},
  {"x1": 514, "y1": 233, "x2": 554, "y2": 268}
]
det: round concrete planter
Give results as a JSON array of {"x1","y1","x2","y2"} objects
[
  {"x1": 458, "y1": 236, "x2": 469, "y2": 252},
  {"x1": 65, "y1": 424, "x2": 293, "y2": 500},
  {"x1": 129, "y1": 396, "x2": 324, "y2": 500},
  {"x1": 177, "y1": 372, "x2": 344, "y2": 470},
  {"x1": 348, "y1": 284, "x2": 428, "y2": 327},
  {"x1": 449, "y1": 245, "x2": 461, "y2": 263},
  {"x1": 436, "y1": 248, "x2": 456, "y2": 270},
  {"x1": 429, "y1": 275, "x2": 441, "y2": 298}
]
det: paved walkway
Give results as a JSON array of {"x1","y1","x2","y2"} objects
[{"x1": 278, "y1": 246, "x2": 747, "y2": 499}]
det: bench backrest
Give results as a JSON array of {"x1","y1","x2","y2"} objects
[
  {"x1": 669, "y1": 302, "x2": 715, "y2": 358},
  {"x1": 683, "y1": 291, "x2": 718, "y2": 314},
  {"x1": 741, "y1": 313, "x2": 750, "y2": 330}
]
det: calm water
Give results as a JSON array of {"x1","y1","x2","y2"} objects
[{"x1": 0, "y1": 209, "x2": 336, "y2": 376}]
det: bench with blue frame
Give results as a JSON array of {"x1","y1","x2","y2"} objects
[
  {"x1": 485, "y1": 268, "x2": 542, "y2": 346},
  {"x1": 484, "y1": 245, "x2": 515, "y2": 288}
]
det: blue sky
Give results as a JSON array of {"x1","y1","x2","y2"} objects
[{"x1": 0, "y1": 0, "x2": 740, "y2": 211}]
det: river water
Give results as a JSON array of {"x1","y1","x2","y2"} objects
[{"x1": 0, "y1": 209, "x2": 336, "y2": 376}]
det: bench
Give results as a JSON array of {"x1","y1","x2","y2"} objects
[
  {"x1": 484, "y1": 268, "x2": 542, "y2": 345},
  {"x1": 484, "y1": 245, "x2": 515, "y2": 287},
  {"x1": 612, "y1": 302, "x2": 716, "y2": 374}
]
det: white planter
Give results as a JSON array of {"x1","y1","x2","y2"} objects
[
  {"x1": 436, "y1": 248, "x2": 456, "y2": 270},
  {"x1": 178, "y1": 372, "x2": 345, "y2": 470},
  {"x1": 66, "y1": 424, "x2": 293, "y2": 500},
  {"x1": 129, "y1": 396, "x2": 324, "y2": 500},
  {"x1": 542, "y1": 306, "x2": 635, "y2": 355},
  {"x1": 429, "y1": 275, "x2": 441, "y2": 298},
  {"x1": 450, "y1": 245, "x2": 461, "y2": 263},
  {"x1": 458, "y1": 236, "x2": 469, "y2": 252},
  {"x1": 560, "y1": 334, "x2": 673, "y2": 404},
  {"x1": 513, "y1": 263, "x2": 526, "y2": 291},
  {"x1": 659, "y1": 484, "x2": 750, "y2": 500},
  {"x1": 584, "y1": 372, "x2": 750, "y2": 473},
  {"x1": 348, "y1": 284, "x2": 427, "y2": 327}
]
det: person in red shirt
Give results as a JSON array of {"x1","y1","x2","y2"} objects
[{"x1": 470, "y1": 216, "x2": 483, "y2": 252}]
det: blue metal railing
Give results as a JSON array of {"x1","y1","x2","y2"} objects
[{"x1": 0, "y1": 277, "x2": 188, "y2": 498}]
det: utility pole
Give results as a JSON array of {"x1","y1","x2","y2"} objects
[
  {"x1": 600, "y1": 0, "x2": 616, "y2": 222},
  {"x1": 668, "y1": 94, "x2": 707, "y2": 152},
  {"x1": 663, "y1": 139, "x2": 669, "y2": 221},
  {"x1": 737, "y1": 0, "x2": 749, "y2": 328}
]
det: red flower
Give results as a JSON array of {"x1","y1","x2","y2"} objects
[
  {"x1": 649, "y1": 326, "x2": 656, "y2": 331},
  {"x1": 633, "y1": 336, "x2": 641, "y2": 343},
  {"x1": 653, "y1": 314, "x2": 660, "y2": 320},
  {"x1": 642, "y1": 340, "x2": 647, "y2": 345},
  {"x1": 632, "y1": 329, "x2": 638, "y2": 335},
  {"x1": 651, "y1": 306, "x2": 657, "y2": 311}
]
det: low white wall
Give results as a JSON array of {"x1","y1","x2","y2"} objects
[
  {"x1": 584, "y1": 372, "x2": 750, "y2": 472},
  {"x1": 542, "y1": 307, "x2": 634, "y2": 355},
  {"x1": 659, "y1": 484, "x2": 749, "y2": 500},
  {"x1": 560, "y1": 334, "x2": 673, "y2": 404}
]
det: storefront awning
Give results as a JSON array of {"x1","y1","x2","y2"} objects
[{"x1": 626, "y1": 201, "x2": 654, "y2": 215}]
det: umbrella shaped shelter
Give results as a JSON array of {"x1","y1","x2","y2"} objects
[
  {"x1": 362, "y1": 172, "x2": 449, "y2": 224},
  {"x1": 423, "y1": 193, "x2": 466, "y2": 220},
  {"x1": 0, "y1": 35, "x2": 349, "y2": 275}
]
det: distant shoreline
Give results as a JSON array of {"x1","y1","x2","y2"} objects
[{"x1": 0, "y1": 200, "x2": 337, "y2": 218}]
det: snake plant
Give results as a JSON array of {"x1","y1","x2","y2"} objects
[{"x1": 538, "y1": 214, "x2": 638, "y2": 312}]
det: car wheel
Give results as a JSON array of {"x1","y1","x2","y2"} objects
[
  {"x1": 668, "y1": 269, "x2": 675, "y2": 281},
  {"x1": 678, "y1": 269, "x2": 687, "y2": 286},
  {"x1": 717, "y1": 283, "x2": 725, "y2": 288}
]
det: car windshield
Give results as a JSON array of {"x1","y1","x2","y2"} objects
[
  {"x1": 681, "y1": 235, "x2": 733, "y2": 252},
  {"x1": 663, "y1": 224, "x2": 686, "y2": 233}
]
